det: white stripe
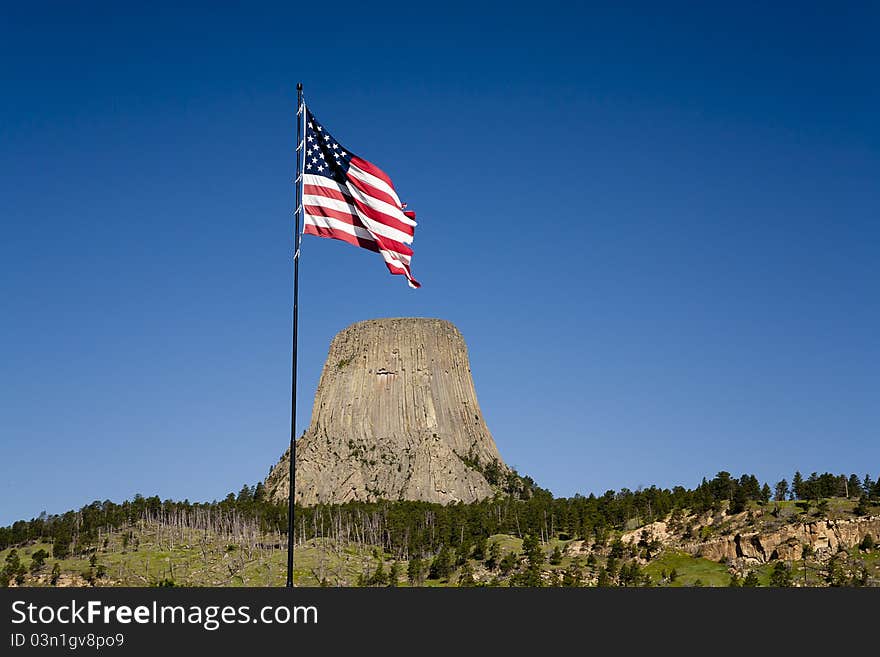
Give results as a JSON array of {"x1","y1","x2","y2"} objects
[
  {"x1": 304, "y1": 214, "x2": 417, "y2": 284},
  {"x1": 346, "y1": 163, "x2": 401, "y2": 205},
  {"x1": 303, "y1": 174, "x2": 416, "y2": 231},
  {"x1": 345, "y1": 178, "x2": 417, "y2": 229},
  {"x1": 304, "y1": 213, "x2": 412, "y2": 265},
  {"x1": 379, "y1": 248, "x2": 412, "y2": 268},
  {"x1": 303, "y1": 194, "x2": 414, "y2": 245}
]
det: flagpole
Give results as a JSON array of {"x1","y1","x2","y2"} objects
[{"x1": 286, "y1": 82, "x2": 304, "y2": 588}]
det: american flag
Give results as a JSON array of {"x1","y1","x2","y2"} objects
[{"x1": 301, "y1": 107, "x2": 420, "y2": 288}]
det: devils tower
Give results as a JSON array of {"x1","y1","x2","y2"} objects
[{"x1": 265, "y1": 318, "x2": 509, "y2": 505}]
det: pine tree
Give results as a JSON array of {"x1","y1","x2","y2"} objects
[
  {"x1": 458, "y1": 562, "x2": 476, "y2": 587},
  {"x1": 743, "y1": 571, "x2": 759, "y2": 587},
  {"x1": 522, "y1": 535, "x2": 543, "y2": 564},
  {"x1": 730, "y1": 485, "x2": 748, "y2": 514},
  {"x1": 407, "y1": 556, "x2": 424, "y2": 586},
  {"x1": 499, "y1": 552, "x2": 517, "y2": 576},
  {"x1": 388, "y1": 561, "x2": 401, "y2": 587},
  {"x1": 485, "y1": 541, "x2": 502, "y2": 570},
  {"x1": 368, "y1": 559, "x2": 388, "y2": 586},
  {"x1": 862, "y1": 474, "x2": 875, "y2": 498},
  {"x1": 429, "y1": 546, "x2": 453, "y2": 581},
  {"x1": 52, "y1": 533, "x2": 71, "y2": 560},
  {"x1": 774, "y1": 479, "x2": 789, "y2": 502},
  {"x1": 455, "y1": 541, "x2": 470, "y2": 567},
  {"x1": 29, "y1": 549, "x2": 48, "y2": 573},
  {"x1": 471, "y1": 536, "x2": 488, "y2": 561},
  {"x1": 826, "y1": 555, "x2": 846, "y2": 586},
  {"x1": 805, "y1": 472, "x2": 820, "y2": 502},
  {"x1": 791, "y1": 471, "x2": 804, "y2": 500},
  {"x1": 515, "y1": 534, "x2": 544, "y2": 586},
  {"x1": 562, "y1": 557, "x2": 583, "y2": 587},
  {"x1": 769, "y1": 561, "x2": 792, "y2": 587}
]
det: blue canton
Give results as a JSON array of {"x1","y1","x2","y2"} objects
[{"x1": 304, "y1": 108, "x2": 352, "y2": 184}]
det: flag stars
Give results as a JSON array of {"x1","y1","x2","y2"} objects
[{"x1": 305, "y1": 110, "x2": 351, "y2": 182}]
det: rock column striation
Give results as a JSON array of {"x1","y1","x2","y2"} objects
[{"x1": 266, "y1": 318, "x2": 509, "y2": 505}]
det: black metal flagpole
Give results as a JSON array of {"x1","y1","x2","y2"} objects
[{"x1": 286, "y1": 82, "x2": 304, "y2": 588}]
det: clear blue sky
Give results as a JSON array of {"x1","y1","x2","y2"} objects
[{"x1": 2, "y1": 2, "x2": 878, "y2": 525}]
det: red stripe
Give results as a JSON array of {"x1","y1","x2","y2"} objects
[
  {"x1": 304, "y1": 206, "x2": 414, "y2": 256},
  {"x1": 303, "y1": 223, "x2": 381, "y2": 254},
  {"x1": 304, "y1": 202, "x2": 366, "y2": 231},
  {"x1": 345, "y1": 170, "x2": 400, "y2": 211},
  {"x1": 304, "y1": 183, "x2": 354, "y2": 205},
  {"x1": 350, "y1": 155, "x2": 395, "y2": 190},
  {"x1": 304, "y1": 223, "x2": 419, "y2": 288},
  {"x1": 305, "y1": 179, "x2": 414, "y2": 237},
  {"x1": 347, "y1": 192, "x2": 414, "y2": 237},
  {"x1": 379, "y1": 256, "x2": 419, "y2": 287}
]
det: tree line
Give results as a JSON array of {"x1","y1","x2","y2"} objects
[{"x1": 2, "y1": 470, "x2": 878, "y2": 560}]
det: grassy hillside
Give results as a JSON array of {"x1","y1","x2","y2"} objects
[
  {"x1": 3, "y1": 504, "x2": 878, "y2": 587},
  {"x1": 3, "y1": 469, "x2": 879, "y2": 587}
]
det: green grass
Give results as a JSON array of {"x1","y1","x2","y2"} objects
[
  {"x1": 4, "y1": 502, "x2": 877, "y2": 588},
  {"x1": 1, "y1": 528, "x2": 375, "y2": 587},
  {"x1": 643, "y1": 550, "x2": 732, "y2": 587},
  {"x1": 488, "y1": 534, "x2": 522, "y2": 554}
]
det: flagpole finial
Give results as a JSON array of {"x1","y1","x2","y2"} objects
[{"x1": 297, "y1": 82, "x2": 302, "y2": 91}]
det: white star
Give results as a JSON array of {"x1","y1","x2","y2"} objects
[
  {"x1": 311, "y1": 157, "x2": 318, "y2": 164},
  {"x1": 332, "y1": 143, "x2": 339, "y2": 150},
  {"x1": 307, "y1": 135, "x2": 314, "y2": 142},
  {"x1": 317, "y1": 126, "x2": 322, "y2": 131},
  {"x1": 306, "y1": 148, "x2": 313, "y2": 156},
  {"x1": 317, "y1": 164, "x2": 324, "y2": 172}
]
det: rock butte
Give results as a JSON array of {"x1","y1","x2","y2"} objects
[{"x1": 266, "y1": 318, "x2": 509, "y2": 505}]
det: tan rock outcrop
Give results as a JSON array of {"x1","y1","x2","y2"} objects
[
  {"x1": 691, "y1": 516, "x2": 880, "y2": 563},
  {"x1": 266, "y1": 318, "x2": 509, "y2": 505}
]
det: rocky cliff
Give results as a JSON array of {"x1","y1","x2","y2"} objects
[
  {"x1": 265, "y1": 318, "x2": 509, "y2": 505},
  {"x1": 609, "y1": 507, "x2": 880, "y2": 569},
  {"x1": 692, "y1": 515, "x2": 880, "y2": 564}
]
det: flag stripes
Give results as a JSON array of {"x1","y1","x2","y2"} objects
[{"x1": 301, "y1": 108, "x2": 420, "y2": 288}]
